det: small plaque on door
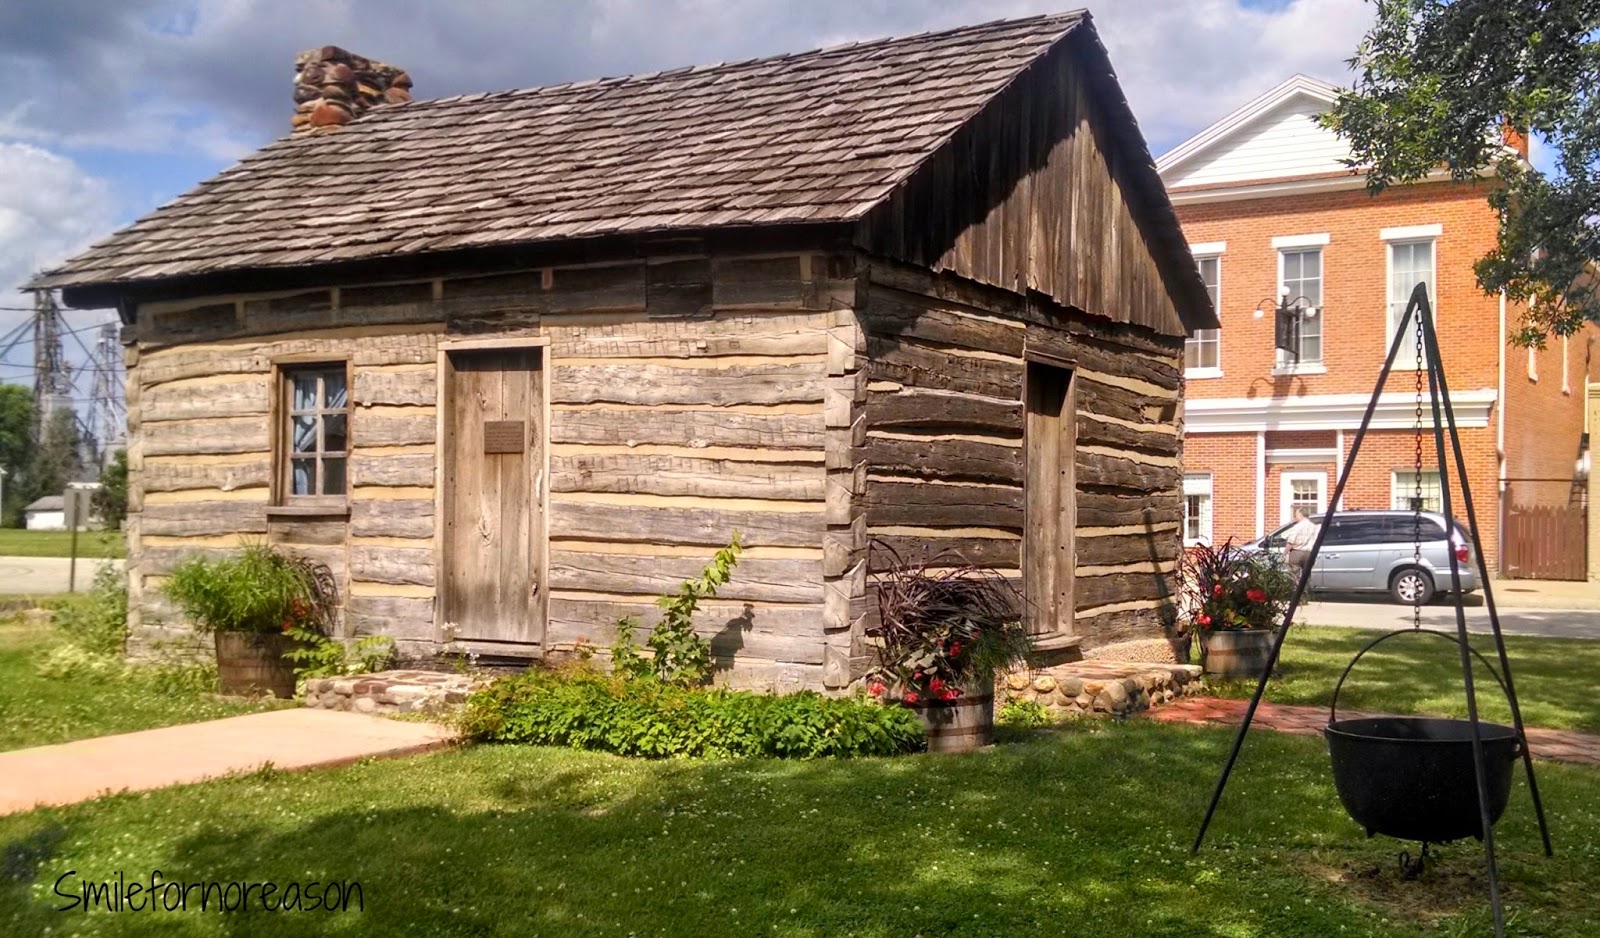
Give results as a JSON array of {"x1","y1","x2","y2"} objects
[{"x1": 483, "y1": 420, "x2": 525, "y2": 453}]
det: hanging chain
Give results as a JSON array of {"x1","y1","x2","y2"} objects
[{"x1": 1412, "y1": 303, "x2": 1426, "y2": 631}]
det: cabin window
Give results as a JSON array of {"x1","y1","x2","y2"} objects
[
  {"x1": 1185, "y1": 255, "x2": 1221, "y2": 374},
  {"x1": 1275, "y1": 248, "x2": 1323, "y2": 367},
  {"x1": 280, "y1": 364, "x2": 350, "y2": 501}
]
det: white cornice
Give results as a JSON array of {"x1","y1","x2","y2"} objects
[
  {"x1": 1185, "y1": 389, "x2": 1498, "y2": 433},
  {"x1": 1156, "y1": 74, "x2": 1342, "y2": 176}
]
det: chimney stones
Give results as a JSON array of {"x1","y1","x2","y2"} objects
[{"x1": 292, "y1": 45, "x2": 412, "y2": 134}]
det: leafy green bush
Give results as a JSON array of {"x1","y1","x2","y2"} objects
[
  {"x1": 996, "y1": 698, "x2": 1053, "y2": 729},
  {"x1": 162, "y1": 542, "x2": 334, "y2": 635},
  {"x1": 287, "y1": 631, "x2": 396, "y2": 681},
  {"x1": 461, "y1": 668, "x2": 924, "y2": 759},
  {"x1": 46, "y1": 560, "x2": 127, "y2": 657},
  {"x1": 611, "y1": 534, "x2": 741, "y2": 686}
]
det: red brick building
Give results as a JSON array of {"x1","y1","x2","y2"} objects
[{"x1": 1157, "y1": 75, "x2": 1593, "y2": 574}]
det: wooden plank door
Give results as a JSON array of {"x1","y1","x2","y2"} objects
[
  {"x1": 441, "y1": 347, "x2": 546, "y2": 644},
  {"x1": 1023, "y1": 362, "x2": 1075, "y2": 634}
]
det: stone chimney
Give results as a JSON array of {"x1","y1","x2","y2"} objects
[{"x1": 292, "y1": 45, "x2": 412, "y2": 134}]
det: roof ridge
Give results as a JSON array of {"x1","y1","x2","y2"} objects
[{"x1": 372, "y1": 10, "x2": 1088, "y2": 115}]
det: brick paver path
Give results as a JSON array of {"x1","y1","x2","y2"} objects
[
  {"x1": 1151, "y1": 697, "x2": 1600, "y2": 766},
  {"x1": 0, "y1": 708, "x2": 456, "y2": 815}
]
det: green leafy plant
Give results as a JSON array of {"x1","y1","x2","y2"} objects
[
  {"x1": 610, "y1": 533, "x2": 742, "y2": 686},
  {"x1": 461, "y1": 666, "x2": 923, "y2": 759},
  {"x1": 163, "y1": 542, "x2": 335, "y2": 636},
  {"x1": 1179, "y1": 540, "x2": 1296, "y2": 634},
  {"x1": 46, "y1": 560, "x2": 127, "y2": 657},
  {"x1": 864, "y1": 544, "x2": 1033, "y2": 705},
  {"x1": 286, "y1": 629, "x2": 396, "y2": 681},
  {"x1": 997, "y1": 698, "x2": 1052, "y2": 730}
]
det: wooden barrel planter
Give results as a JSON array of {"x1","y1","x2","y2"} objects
[
  {"x1": 1200, "y1": 629, "x2": 1279, "y2": 680},
  {"x1": 214, "y1": 632, "x2": 299, "y2": 698},
  {"x1": 904, "y1": 680, "x2": 994, "y2": 753}
]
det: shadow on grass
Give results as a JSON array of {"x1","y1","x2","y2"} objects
[{"x1": 3, "y1": 720, "x2": 1584, "y2": 938}]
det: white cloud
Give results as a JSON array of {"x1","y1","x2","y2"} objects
[
  {"x1": 0, "y1": 143, "x2": 117, "y2": 296},
  {"x1": 0, "y1": 1, "x2": 1374, "y2": 159}
]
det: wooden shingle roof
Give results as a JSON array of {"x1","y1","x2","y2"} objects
[{"x1": 35, "y1": 13, "x2": 1092, "y2": 291}]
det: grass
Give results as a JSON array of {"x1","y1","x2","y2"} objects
[
  {"x1": 0, "y1": 722, "x2": 1597, "y2": 936},
  {"x1": 0, "y1": 617, "x2": 286, "y2": 752},
  {"x1": 1207, "y1": 626, "x2": 1600, "y2": 733},
  {"x1": 0, "y1": 528, "x2": 125, "y2": 559}
]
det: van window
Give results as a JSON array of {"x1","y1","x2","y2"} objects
[
  {"x1": 1384, "y1": 515, "x2": 1447, "y2": 542},
  {"x1": 1325, "y1": 517, "x2": 1388, "y2": 545}
]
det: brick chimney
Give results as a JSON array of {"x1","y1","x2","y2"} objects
[
  {"x1": 1502, "y1": 121, "x2": 1530, "y2": 161},
  {"x1": 292, "y1": 45, "x2": 412, "y2": 134}
]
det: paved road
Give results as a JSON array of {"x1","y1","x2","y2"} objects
[
  {"x1": 1303, "y1": 596, "x2": 1600, "y2": 640},
  {"x1": 0, "y1": 556, "x2": 124, "y2": 595}
]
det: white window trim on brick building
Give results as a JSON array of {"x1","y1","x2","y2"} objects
[
  {"x1": 1272, "y1": 235, "x2": 1326, "y2": 374},
  {"x1": 1382, "y1": 225, "x2": 1440, "y2": 371},
  {"x1": 1280, "y1": 470, "x2": 1327, "y2": 523},
  {"x1": 1183, "y1": 472, "x2": 1214, "y2": 546},
  {"x1": 1186, "y1": 241, "x2": 1226, "y2": 378}
]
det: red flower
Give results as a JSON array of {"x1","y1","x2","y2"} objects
[
  {"x1": 929, "y1": 677, "x2": 946, "y2": 693},
  {"x1": 913, "y1": 670, "x2": 924, "y2": 681},
  {"x1": 949, "y1": 641, "x2": 962, "y2": 657},
  {"x1": 1213, "y1": 583, "x2": 1224, "y2": 597},
  {"x1": 1246, "y1": 588, "x2": 1268, "y2": 604},
  {"x1": 1197, "y1": 614, "x2": 1212, "y2": 628},
  {"x1": 940, "y1": 688, "x2": 960, "y2": 701},
  {"x1": 281, "y1": 619, "x2": 293, "y2": 633},
  {"x1": 868, "y1": 681, "x2": 885, "y2": 697},
  {"x1": 903, "y1": 691, "x2": 921, "y2": 704}
]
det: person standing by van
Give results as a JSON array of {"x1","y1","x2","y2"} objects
[{"x1": 1285, "y1": 506, "x2": 1318, "y2": 583}]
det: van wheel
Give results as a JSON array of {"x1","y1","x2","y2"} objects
[{"x1": 1391, "y1": 568, "x2": 1435, "y2": 605}]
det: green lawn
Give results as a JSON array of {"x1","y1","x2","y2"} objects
[
  {"x1": 0, "y1": 618, "x2": 285, "y2": 752},
  {"x1": 1, "y1": 723, "x2": 1596, "y2": 936},
  {"x1": 0, "y1": 528, "x2": 125, "y2": 558},
  {"x1": 1208, "y1": 626, "x2": 1600, "y2": 733}
]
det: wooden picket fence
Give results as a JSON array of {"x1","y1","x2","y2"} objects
[{"x1": 1502, "y1": 504, "x2": 1588, "y2": 581}]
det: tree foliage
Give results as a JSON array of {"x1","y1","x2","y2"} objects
[
  {"x1": 0, "y1": 385, "x2": 32, "y2": 524},
  {"x1": 1325, "y1": 0, "x2": 1600, "y2": 344},
  {"x1": 93, "y1": 449, "x2": 128, "y2": 530}
]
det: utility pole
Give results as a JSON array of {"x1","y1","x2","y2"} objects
[
  {"x1": 30, "y1": 289, "x2": 72, "y2": 434},
  {"x1": 89, "y1": 320, "x2": 124, "y2": 465}
]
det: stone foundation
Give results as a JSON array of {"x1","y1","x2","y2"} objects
[
  {"x1": 302, "y1": 669, "x2": 487, "y2": 715},
  {"x1": 1002, "y1": 660, "x2": 1204, "y2": 719}
]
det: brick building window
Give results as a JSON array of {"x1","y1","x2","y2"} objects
[
  {"x1": 1388, "y1": 239, "x2": 1435, "y2": 369},
  {"x1": 1276, "y1": 248, "x2": 1322, "y2": 366},
  {"x1": 1183, "y1": 473, "x2": 1213, "y2": 545},
  {"x1": 1185, "y1": 255, "x2": 1221, "y2": 374},
  {"x1": 1280, "y1": 470, "x2": 1326, "y2": 522},
  {"x1": 1391, "y1": 470, "x2": 1442, "y2": 512},
  {"x1": 280, "y1": 364, "x2": 350, "y2": 502}
]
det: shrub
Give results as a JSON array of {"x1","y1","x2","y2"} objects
[
  {"x1": 46, "y1": 560, "x2": 127, "y2": 657},
  {"x1": 864, "y1": 544, "x2": 1032, "y2": 704},
  {"x1": 997, "y1": 698, "x2": 1053, "y2": 729},
  {"x1": 611, "y1": 534, "x2": 741, "y2": 686},
  {"x1": 461, "y1": 668, "x2": 924, "y2": 759},
  {"x1": 163, "y1": 542, "x2": 335, "y2": 636},
  {"x1": 1179, "y1": 540, "x2": 1296, "y2": 634}
]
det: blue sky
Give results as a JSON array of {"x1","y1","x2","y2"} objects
[{"x1": 0, "y1": 0, "x2": 1381, "y2": 386}]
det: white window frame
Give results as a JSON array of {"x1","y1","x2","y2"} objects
[
  {"x1": 1391, "y1": 469, "x2": 1442, "y2": 512},
  {"x1": 1186, "y1": 247, "x2": 1224, "y2": 378},
  {"x1": 1272, "y1": 246, "x2": 1325, "y2": 374},
  {"x1": 1280, "y1": 470, "x2": 1327, "y2": 524},
  {"x1": 1183, "y1": 472, "x2": 1214, "y2": 546},
  {"x1": 1383, "y1": 229, "x2": 1439, "y2": 371}
]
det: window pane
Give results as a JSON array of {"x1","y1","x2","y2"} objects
[
  {"x1": 323, "y1": 372, "x2": 347, "y2": 409},
  {"x1": 292, "y1": 415, "x2": 318, "y2": 453},
  {"x1": 323, "y1": 414, "x2": 347, "y2": 453},
  {"x1": 292, "y1": 375, "x2": 319, "y2": 411},
  {"x1": 322, "y1": 458, "x2": 347, "y2": 495},
  {"x1": 291, "y1": 458, "x2": 315, "y2": 496}
]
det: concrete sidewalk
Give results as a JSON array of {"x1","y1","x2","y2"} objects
[
  {"x1": 0, "y1": 556, "x2": 124, "y2": 596},
  {"x1": 0, "y1": 708, "x2": 456, "y2": 816},
  {"x1": 1488, "y1": 577, "x2": 1600, "y2": 610}
]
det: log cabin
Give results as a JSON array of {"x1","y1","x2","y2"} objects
[{"x1": 32, "y1": 11, "x2": 1216, "y2": 691}]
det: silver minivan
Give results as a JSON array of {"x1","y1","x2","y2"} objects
[{"x1": 1250, "y1": 510, "x2": 1479, "y2": 604}]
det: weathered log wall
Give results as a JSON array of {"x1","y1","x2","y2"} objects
[
  {"x1": 126, "y1": 251, "x2": 853, "y2": 691},
  {"x1": 856, "y1": 259, "x2": 1184, "y2": 652}
]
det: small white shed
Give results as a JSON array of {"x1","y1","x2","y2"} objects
[{"x1": 24, "y1": 496, "x2": 66, "y2": 531}]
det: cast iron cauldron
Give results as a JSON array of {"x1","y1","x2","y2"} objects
[
  {"x1": 1322, "y1": 628, "x2": 1524, "y2": 844},
  {"x1": 1325, "y1": 716, "x2": 1519, "y2": 843}
]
